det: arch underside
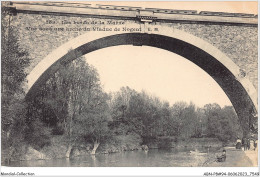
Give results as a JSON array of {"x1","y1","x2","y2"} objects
[{"x1": 25, "y1": 33, "x2": 257, "y2": 133}]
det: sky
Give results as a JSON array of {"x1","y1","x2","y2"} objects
[
  {"x1": 86, "y1": 46, "x2": 232, "y2": 108},
  {"x1": 82, "y1": 1, "x2": 257, "y2": 108}
]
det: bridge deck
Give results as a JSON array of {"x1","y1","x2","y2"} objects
[{"x1": 6, "y1": 2, "x2": 258, "y2": 25}]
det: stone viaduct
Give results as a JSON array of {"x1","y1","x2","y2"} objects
[{"x1": 2, "y1": 2, "x2": 258, "y2": 135}]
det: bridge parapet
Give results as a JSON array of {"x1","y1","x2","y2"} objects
[{"x1": 4, "y1": 1, "x2": 258, "y2": 25}]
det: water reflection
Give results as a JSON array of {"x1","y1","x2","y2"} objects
[{"x1": 6, "y1": 147, "x2": 219, "y2": 167}]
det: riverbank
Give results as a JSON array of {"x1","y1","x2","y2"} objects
[
  {"x1": 1, "y1": 148, "x2": 230, "y2": 167},
  {"x1": 203, "y1": 147, "x2": 257, "y2": 167},
  {"x1": 4, "y1": 144, "x2": 257, "y2": 167},
  {"x1": 147, "y1": 137, "x2": 223, "y2": 149},
  {"x1": 2, "y1": 136, "x2": 225, "y2": 165}
]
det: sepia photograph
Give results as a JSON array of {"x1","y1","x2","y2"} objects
[{"x1": 1, "y1": 0, "x2": 258, "y2": 175}]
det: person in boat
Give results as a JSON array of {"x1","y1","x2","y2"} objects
[
  {"x1": 236, "y1": 137, "x2": 242, "y2": 149},
  {"x1": 217, "y1": 150, "x2": 226, "y2": 162}
]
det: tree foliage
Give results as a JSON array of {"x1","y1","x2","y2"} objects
[
  {"x1": 1, "y1": 9, "x2": 30, "y2": 156},
  {"x1": 109, "y1": 88, "x2": 242, "y2": 143},
  {"x1": 28, "y1": 56, "x2": 111, "y2": 155}
]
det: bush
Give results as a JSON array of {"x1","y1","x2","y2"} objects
[
  {"x1": 41, "y1": 135, "x2": 69, "y2": 159},
  {"x1": 97, "y1": 133, "x2": 142, "y2": 153},
  {"x1": 25, "y1": 119, "x2": 52, "y2": 150}
]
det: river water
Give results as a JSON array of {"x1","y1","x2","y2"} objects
[{"x1": 7, "y1": 147, "x2": 220, "y2": 167}]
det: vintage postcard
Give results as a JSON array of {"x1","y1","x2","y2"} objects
[{"x1": 1, "y1": 1, "x2": 258, "y2": 176}]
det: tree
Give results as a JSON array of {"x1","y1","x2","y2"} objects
[
  {"x1": 109, "y1": 88, "x2": 177, "y2": 140},
  {"x1": 219, "y1": 106, "x2": 242, "y2": 142},
  {"x1": 194, "y1": 108, "x2": 207, "y2": 137},
  {"x1": 170, "y1": 102, "x2": 199, "y2": 139},
  {"x1": 203, "y1": 103, "x2": 222, "y2": 137},
  {"x1": 157, "y1": 101, "x2": 173, "y2": 136},
  {"x1": 73, "y1": 90, "x2": 111, "y2": 154},
  {"x1": 179, "y1": 102, "x2": 198, "y2": 139},
  {"x1": 171, "y1": 102, "x2": 188, "y2": 137},
  {"x1": 64, "y1": 59, "x2": 111, "y2": 155},
  {"x1": 203, "y1": 104, "x2": 241, "y2": 142},
  {"x1": 108, "y1": 87, "x2": 140, "y2": 135},
  {"x1": 1, "y1": 6, "x2": 30, "y2": 161},
  {"x1": 30, "y1": 55, "x2": 112, "y2": 156}
]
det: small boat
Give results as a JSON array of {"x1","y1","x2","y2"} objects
[{"x1": 189, "y1": 150, "x2": 207, "y2": 155}]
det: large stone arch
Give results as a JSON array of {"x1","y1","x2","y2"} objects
[{"x1": 25, "y1": 28, "x2": 257, "y2": 134}]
